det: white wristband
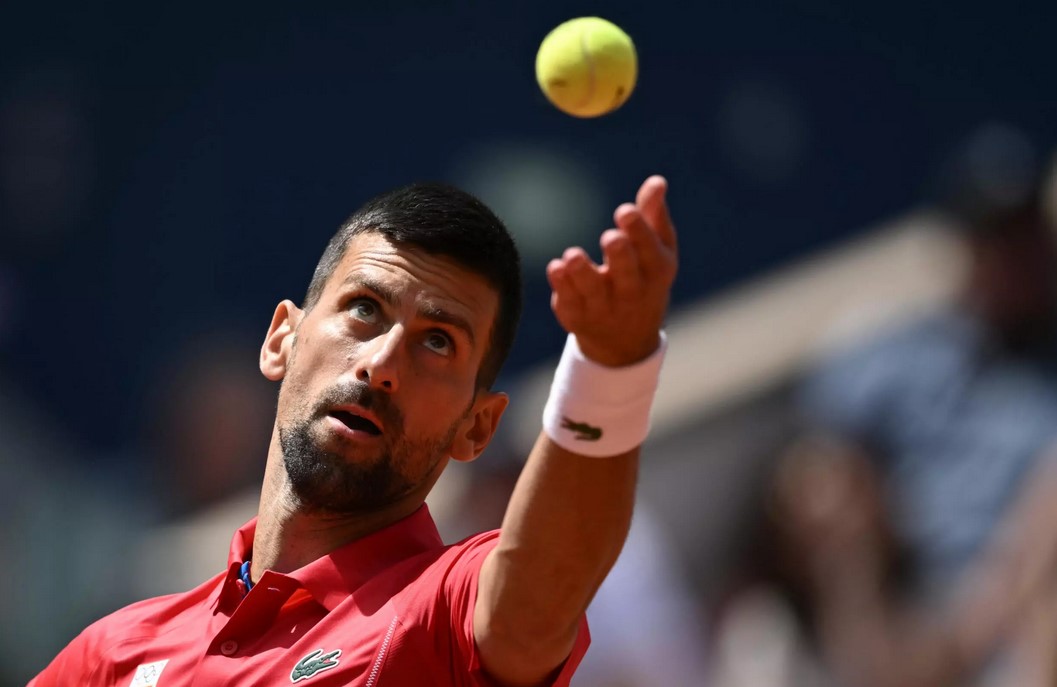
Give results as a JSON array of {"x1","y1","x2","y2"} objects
[{"x1": 542, "y1": 332, "x2": 668, "y2": 457}]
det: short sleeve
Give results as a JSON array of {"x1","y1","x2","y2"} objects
[
  {"x1": 440, "y1": 530, "x2": 591, "y2": 687},
  {"x1": 28, "y1": 626, "x2": 103, "y2": 687}
]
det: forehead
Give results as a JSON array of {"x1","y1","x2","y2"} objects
[{"x1": 324, "y1": 231, "x2": 499, "y2": 329}]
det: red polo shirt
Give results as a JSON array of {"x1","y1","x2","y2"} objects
[{"x1": 30, "y1": 506, "x2": 590, "y2": 686}]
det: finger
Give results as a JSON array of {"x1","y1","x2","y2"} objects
[
  {"x1": 546, "y1": 258, "x2": 585, "y2": 316},
  {"x1": 600, "y1": 229, "x2": 642, "y2": 300},
  {"x1": 561, "y1": 246, "x2": 607, "y2": 302},
  {"x1": 613, "y1": 203, "x2": 666, "y2": 276},
  {"x1": 635, "y1": 175, "x2": 677, "y2": 252}
]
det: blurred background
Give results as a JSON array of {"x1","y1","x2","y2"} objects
[{"x1": 4, "y1": 0, "x2": 1057, "y2": 685}]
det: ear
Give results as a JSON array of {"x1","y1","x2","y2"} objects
[
  {"x1": 260, "y1": 300, "x2": 303, "y2": 381},
  {"x1": 448, "y1": 391, "x2": 510, "y2": 463}
]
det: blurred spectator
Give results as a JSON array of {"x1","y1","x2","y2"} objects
[
  {"x1": 715, "y1": 431, "x2": 1057, "y2": 687},
  {"x1": 711, "y1": 434, "x2": 895, "y2": 687},
  {"x1": 140, "y1": 331, "x2": 273, "y2": 519},
  {"x1": 130, "y1": 330, "x2": 274, "y2": 598},
  {"x1": 797, "y1": 135, "x2": 1057, "y2": 685},
  {"x1": 0, "y1": 63, "x2": 97, "y2": 254}
]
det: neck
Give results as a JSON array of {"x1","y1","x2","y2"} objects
[{"x1": 249, "y1": 430, "x2": 426, "y2": 582}]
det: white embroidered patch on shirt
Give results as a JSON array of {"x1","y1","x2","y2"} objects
[{"x1": 129, "y1": 659, "x2": 170, "y2": 687}]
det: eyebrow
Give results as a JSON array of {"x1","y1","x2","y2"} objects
[{"x1": 341, "y1": 273, "x2": 477, "y2": 347}]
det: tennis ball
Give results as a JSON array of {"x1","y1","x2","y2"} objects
[{"x1": 535, "y1": 17, "x2": 637, "y2": 118}]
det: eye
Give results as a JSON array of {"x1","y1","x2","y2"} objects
[
  {"x1": 424, "y1": 331, "x2": 454, "y2": 356},
  {"x1": 349, "y1": 298, "x2": 380, "y2": 323}
]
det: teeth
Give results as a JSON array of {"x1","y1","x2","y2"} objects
[{"x1": 333, "y1": 410, "x2": 380, "y2": 435}]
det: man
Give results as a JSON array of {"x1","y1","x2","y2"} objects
[
  {"x1": 798, "y1": 183, "x2": 1057, "y2": 686},
  {"x1": 31, "y1": 174, "x2": 678, "y2": 686}
]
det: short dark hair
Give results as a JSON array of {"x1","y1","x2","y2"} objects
[
  {"x1": 303, "y1": 183, "x2": 522, "y2": 389},
  {"x1": 952, "y1": 189, "x2": 1046, "y2": 241}
]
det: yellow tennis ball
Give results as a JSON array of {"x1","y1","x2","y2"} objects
[{"x1": 535, "y1": 17, "x2": 637, "y2": 118}]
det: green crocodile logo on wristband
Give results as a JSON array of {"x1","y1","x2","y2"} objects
[{"x1": 561, "y1": 417, "x2": 602, "y2": 441}]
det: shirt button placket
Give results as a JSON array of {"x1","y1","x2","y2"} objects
[{"x1": 219, "y1": 639, "x2": 239, "y2": 656}]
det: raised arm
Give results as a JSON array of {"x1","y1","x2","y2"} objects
[
  {"x1": 473, "y1": 175, "x2": 679, "y2": 686},
  {"x1": 777, "y1": 437, "x2": 1057, "y2": 687}
]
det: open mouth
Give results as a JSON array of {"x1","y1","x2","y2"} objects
[{"x1": 330, "y1": 410, "x2": 382, "y2": 436}]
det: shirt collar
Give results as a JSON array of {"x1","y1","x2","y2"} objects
[{"x1": 219, "y1": 504, "x2": 444, "y2": 612}]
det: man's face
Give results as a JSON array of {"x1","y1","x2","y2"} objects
[
  {"x1": 268, "y1": 232, "x2": 502, "y2": 515},
  {"x1": 971, "y1": 224, "x2": 1057, "y2": 348}
]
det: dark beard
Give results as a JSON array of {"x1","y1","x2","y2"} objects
[{"x1": 278, "y1": 380, "x2": 459, "y2": 515}]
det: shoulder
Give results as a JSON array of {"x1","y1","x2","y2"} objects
[
  {"x1": 30, "y1": 573, "x2": 224, "y2": 685},
  {"x1": 374, "y1": 530, "x2": 589, "y2": 687},
  {"x1": 89, "y1": 571, "x2": 224, "y2": 642},
  {"x1": 382, "y1": 531, "x2": 502, "y2": 642},
  {"x1": 333, "y1": 530, "x2": 502, "y2": 685},
  {"x1": 377, "y1": 529, "x2": 501, "y2": 609},
  {"x1": 434, "y1": 530, "x2": 502, "y2": 575}
]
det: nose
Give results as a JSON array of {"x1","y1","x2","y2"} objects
[{"x1": 354, "y1": 326, "x2": 402, "y2": 393}]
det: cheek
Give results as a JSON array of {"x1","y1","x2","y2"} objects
[
  {"x1": 274, "y1": 371, "x2": 305, "y2": 424},
  {"x1": 276, "y1": 346, "x2": 324, "y2": 420},
  {"x1": 406, "y1": 378, "x2": 474, "y2": 430}
]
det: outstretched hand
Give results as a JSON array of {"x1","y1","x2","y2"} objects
[{"x1": 546, "y1": 175, "x2": 678, "y2": 367}]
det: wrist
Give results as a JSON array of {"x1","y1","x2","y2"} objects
[
  {"x1": 575, "y1": 332, "x2": 662, "y2": 368},
  {"x1": 542, "y1": 332, "x2": 667, "y2": 457}
]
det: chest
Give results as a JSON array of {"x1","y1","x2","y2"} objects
[{"x1": 97, "y1": 594, "x2": 450, "y2": 687}]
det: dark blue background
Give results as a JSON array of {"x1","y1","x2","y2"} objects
[{"x1": 2, "y1": 0, "x2": 1055, "y2": 454}]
